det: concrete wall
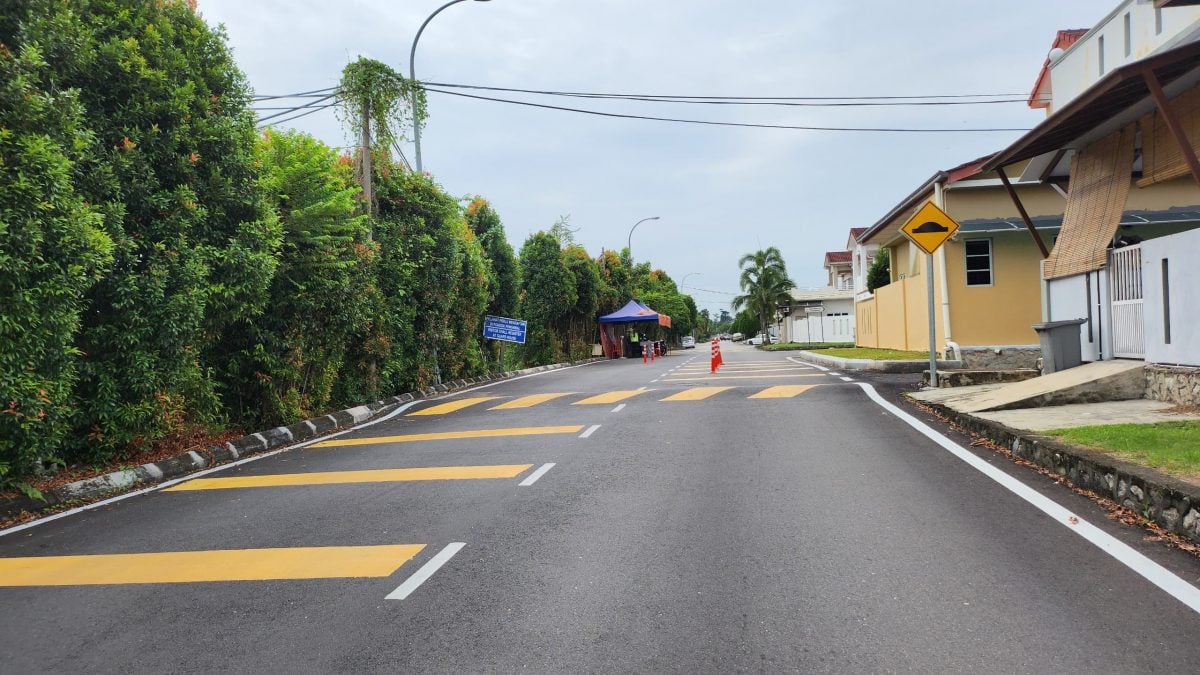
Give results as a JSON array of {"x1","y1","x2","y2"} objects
[
  {"x1": 1050, "y1": 2, "x2": 1200, "y2": 111},
  {"x1": 1142, "y1": 228, "x2": 1200, "y2": 366},
  {"x1": 1046, "y1": 269, "x2": 1112, "y2": 363}
]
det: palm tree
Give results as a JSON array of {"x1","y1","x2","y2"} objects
[{"x1": 732, "y1": 247, "x2": 796, "y2": 345}]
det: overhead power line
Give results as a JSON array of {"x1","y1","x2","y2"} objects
[
  {"x1": 255, "y1": 93, "x2": 339, "y2": 126},
  {"x1": 427, "y1": 81, "x2": 1027, "y2": 106},
  {"x1": 252, "y1": 86, "x2": 339, "y2": 101},
  {"x1": 424, "y1": 88, "x2": 1030, "y2": 133}
]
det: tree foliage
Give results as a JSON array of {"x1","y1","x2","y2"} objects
[
  {"x1": 338, "y1": 57, "x2": 425, "y2": 152},
  {"x1": 866, "y1": 248, "x2": 890, "y2": 292},
  {"x1": 0, "y1": 27, "x2": 113, "y2": 481},
  {"x1": 732, "y1": 247, "x2": 796, "y2": 345}
]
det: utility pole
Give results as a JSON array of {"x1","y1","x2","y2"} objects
[{"x1": 360, "y1": 97, "x2": 373, "y2": 232}]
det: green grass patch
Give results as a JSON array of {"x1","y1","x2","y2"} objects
[
  {"x1": 1044, "y1": 421, "x2": 1200, "y2": 477},
  {"x1": 758, "y1": 342, "x2": 854, "y2": 352},
  {"x1": 817, "y1": 347, "x2": 930, "y2": 361}
]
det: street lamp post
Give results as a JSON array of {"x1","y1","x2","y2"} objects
[
  {"x1": 626, "y1": 216, "x2": 660, "y2": 265},
  {"x1": 410, "y1": 0, "x2": 492, "y2": 173}
]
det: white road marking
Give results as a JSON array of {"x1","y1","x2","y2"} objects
[
  {"x1": 611, "y1": 404, "x2": 626, "y2": 413},
  {"x1": 519, "y1": 463, "x2": 556, "y2": 487},
  {"x1": 830, "y1": 372, "x2": 842, "y2": 377},
  {"x1": 1, "y1": 360, "x2": 606, "y2": 538},
  {"x1": 857, "y1": 382, "x2": 1200, "y2": 616},
  {"x1": 579, "y1": 424, "x2": 601, "y2": 438},
  {"x1": 840, "y1": 376, "x2": 854, "y2": 382},
  {"x1": 385, "y1": 542, "x2": 466, "y2": 600},
  {"x1": 788, "y1": 356, "x2": 828, "y2": 372}
]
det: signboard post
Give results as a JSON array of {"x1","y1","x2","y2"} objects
[
  {"x1": 482, "y1": 315, "x2": 527, "y2": 374},
  {"x1": 899, "y1": 201, "x2": 960, "y2": 388}
]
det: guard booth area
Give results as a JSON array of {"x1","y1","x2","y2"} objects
[{"x1": 598, "y1": 300, "x2": 672, "y2": 359}]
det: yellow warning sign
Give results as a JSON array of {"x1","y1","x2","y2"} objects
[{"x1": 900, "y1": 201, "x2": 960, "y2": 255}]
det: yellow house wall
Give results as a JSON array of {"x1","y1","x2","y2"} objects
[
  {"x1": 856, "y1": 297, "x2": 878, "y2": 348},
  {"x1": 944, "y1": 234, "x2": 1046, "y2": 346},
  {"x1": 859, "y1": 254, "x2": 945, "y2": 351},
  {"x1": 1125, "y1": 176, "x2": 1200, "y2": 210}
]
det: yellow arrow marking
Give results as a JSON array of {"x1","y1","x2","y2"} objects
[
  {"x1": 489, "y1": 393, "x2": 574, "y2": 410},
  {"x1": 659, "y1": 387, "x2": 734, "y2": 401},
  {"x1": 310, "y1": 425, "x2": 585, "y2": 448},
  {"x1": 749, "y1": 385, "x2": 817, "y2": 399},
  {"x1": 0, "y1": 545, "x2": 425, "y2": 586},
  {"x1": 573, "y1": 390, "x2": 651, "y2": 405},
  {"x1": 407, "y1": 396, "x2": 499, "y2": 416},
  {"x1": 164, "y1": 464, "x2": 534, "y2": 491}
]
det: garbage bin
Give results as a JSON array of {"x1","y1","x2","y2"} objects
[{"x1": 1031, "y1": 319, "x2": 1087, "y2": 374}]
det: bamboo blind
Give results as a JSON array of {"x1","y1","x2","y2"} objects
[
  {"x1": 1138, "y1": 86, "x2": 1200, "y2": 188},
  {"x1": 1043, "y1": 126, "x2": 1135, "y2": 280}
]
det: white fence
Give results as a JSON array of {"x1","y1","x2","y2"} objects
[{"x1": 792, "y1": 313, "x2": 855, "y2": 344}]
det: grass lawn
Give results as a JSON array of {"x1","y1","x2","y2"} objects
[
  {"x1": 1044, "y1": 421, "x2": 1200, "y2": 477},
  {"x1": 817, "y1": 347, "x2": 930, "y2": 361},
  {"x1": 759, "y1": 342, "x2": 854, "y2": 352}
]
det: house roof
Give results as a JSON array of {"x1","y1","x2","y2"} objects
[
  {"x1": 985, "y1": 38, "x2": 1200, "y2": 171},
  {"x1": 1028, "y1": 30, "x2": 1089, "y2": 110},
  {"x1": 846, "y1": 227, "x2": 869, "y2": 250},
  {"x1": 958, "y1": 206, "x2": 1200, "y2": 234},
  {"x1": 856, "y1": 153, "x2": 996, "y2": 246},
  {"x1": 788, "y1": 287, "x2": 856, "y2": 303},
  {"x1": 824, "y1": 251, "x2": 852, "y2": 265}
]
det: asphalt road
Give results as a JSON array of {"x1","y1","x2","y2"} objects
[{"x1": 3, "y1": 342, "x2": 1200, "y2": 673}]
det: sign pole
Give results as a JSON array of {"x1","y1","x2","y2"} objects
[
  {"x1": 926, "y1": 252, "x2": 938, "y2": 388},
  {"x1": 498, "y1": 341, "x2": 505, "y2": 375}
]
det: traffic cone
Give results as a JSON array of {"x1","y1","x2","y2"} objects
[{"x1": 642, "y1": 344, "x2": 647, "y2": 364}]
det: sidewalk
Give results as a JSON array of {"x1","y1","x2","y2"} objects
[{"x1": 907, "y1": 385, "x2": 1200, "y2": 544}]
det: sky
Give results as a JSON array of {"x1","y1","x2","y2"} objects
[{"x1": 200, "y1": 0, "x2": 1109, "y2": 317}]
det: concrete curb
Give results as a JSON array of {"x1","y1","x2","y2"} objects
[
  {"x1": 789, "y1": 349, "x2": 963, "y2": 373},
  {"x1": 911, "y1": 396, "x2": 1200, "y2": 545},
  {"x1": 1, "y1": 357, "x2": 605, "y2": 520}
]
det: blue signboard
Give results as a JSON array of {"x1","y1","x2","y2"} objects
[{"x1": 482, "y1": 315, "x2": 527, "y2": 344}]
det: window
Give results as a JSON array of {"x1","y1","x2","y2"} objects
[
  {"x1": 964, "y1": 239, "x2": 992, "y2": 286},
  {"x1": 1099, "y1": 35, "x2": 1106, "y2": 75},
  {"x1": 1156, "y1": 8, "x2": 1163, "y2": 35},
  {"x1": 1124, "y1": 13, "x2": 1131, "y2": 57}
]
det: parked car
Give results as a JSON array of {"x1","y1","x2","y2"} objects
[
  {"x1": 730, "y1": 332, "x2": 744, "y2": 342},
  {"x1": 681, "y1": 336, "x2": 695, "y2": 349},
  {"x1": 748, "y1": 333, "x2": 766, "y2": 345}
]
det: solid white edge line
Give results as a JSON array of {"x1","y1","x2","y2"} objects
[
  {"x1": 518, "y1": 463, "x2": 556, "y2": 487},
  {"x1": 0, "y1": 360, "x2": 605, "y2": 538},
  {"x1": 611, "y1": 404, "x2": 626, "y2": 413},
  {"x1": 386, "y1": 542, "x2": 466, "y2": 600},
  {"x1": 788, "y1": 356, "x2": 828, "y2": 372},
  {"x1": 856, "y1": 381, "x2": 1200, "y2": 615},
  {"x1": 579, "y1": 424, "x2": 601, "y2": 438}
]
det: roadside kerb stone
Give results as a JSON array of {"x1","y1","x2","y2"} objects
[
  {"x1": 790, "y1": 349, "x2": 963, "y2": 373},
  {"x1": 910, "y1": 395, "x2": 1200, "y2": 545},
  {"x1": 1, "y1": 357, "x2": 605, "y2": 521}
]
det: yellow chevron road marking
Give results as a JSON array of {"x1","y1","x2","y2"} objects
[
  {"x1": 659, "y1": 387, "x2": 734, "y2": 401},
  {"x1": 164, "y1": 464, "x2": 534, "y2": 491},
  {"x1": 407, "y1": 396, "x2": 499, "y2": 416},
  {"x1": 0, "y1": 545, "x2": 425, "y2": 586},
  {"x1": 489, "y1": 393, "x2": 574, "y2": 410},
  {"x1": 310, "y1": 425, "x2": 585, "y2": 448},
  {"x1": 749, "y1": 385, "x2": 817, "y2": 399},
  {"x1": 573, "y1": 390, "x2": 651, "y2": 405}
]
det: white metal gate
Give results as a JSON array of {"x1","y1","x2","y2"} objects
[{"x1": 1109, "y1": 244, "x2": 1144, "y2": 359}]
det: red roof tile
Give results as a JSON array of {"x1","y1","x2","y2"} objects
[
  {"x1": 824, "y1": 251, "x2": 852, "y2": 264},
  {"x1": 1029, "y1": 29, "x2": 1089, "y2": 109}
]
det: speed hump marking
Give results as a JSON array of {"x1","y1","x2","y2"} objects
[{"x1": 900, "y1": 201, "x2": 960, "y2": 255}]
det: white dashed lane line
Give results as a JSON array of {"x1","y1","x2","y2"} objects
[{"x1": 611, "y1": 404, "x2": 626, "y2": 413}]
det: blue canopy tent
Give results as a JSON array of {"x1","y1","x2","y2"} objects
[{"x1": 597, "y1": 300, "x2": 671, "y2": 358}]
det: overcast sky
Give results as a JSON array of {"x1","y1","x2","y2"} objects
[{"x1": 200, "y1": 0, "x2": 1107, "y2": 316}]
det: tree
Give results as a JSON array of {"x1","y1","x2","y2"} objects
[
  {"x1": 561, "y1": 245, "x2": 601, "y2": 359},
  {"x1": 0, "y1": 27, "x2": 113, "y2": 483},
  {"x1": 866, "y1": 248, "x2": 891, "y2": 292},
  {"x1": 731, "y1": 247, "x2": 796, "y2": 345},
  {"x1": 730, "y1": 309, "x2": 759, "y2": 338},
  {"x1": 465, "y1": 197, "x2": 519, "y2": 318},
  {"x1": 58, "y1": 0, "x2": 281, "y2": 461},
  {"x1": 518, "y1": 232, "x2": 574, "y2": 365},
  {"x1": 219, "y1": 130, "x2": 370, "y2": 426}
]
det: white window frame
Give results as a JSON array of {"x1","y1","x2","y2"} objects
[{"x1": 964, "y1": 238, "x2": 994, "y2": 288}]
